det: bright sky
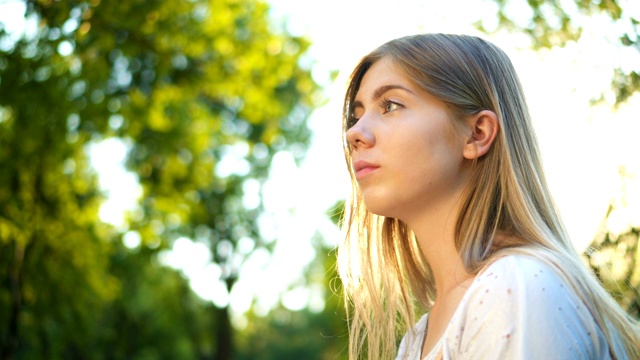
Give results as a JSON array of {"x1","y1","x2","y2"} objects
[{"x1": 3, "y1": 0, "x2": 640, "y2": 328}]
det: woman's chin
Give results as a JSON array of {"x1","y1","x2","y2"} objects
[{"x1": 362, "y1": 199, "x2": 402, "y2": 219}]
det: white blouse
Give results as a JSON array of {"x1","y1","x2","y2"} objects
[{"x1": 396, "y1": 255, "x2": 625, "y2": 360}]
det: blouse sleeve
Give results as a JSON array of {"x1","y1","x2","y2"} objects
[{"x1": 441, "y1": 256, "x2": 611, "y2": 360}]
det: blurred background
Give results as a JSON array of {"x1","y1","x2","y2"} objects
[{"x1": 0, "y1": 0, "x2": 638, "y2": 359}]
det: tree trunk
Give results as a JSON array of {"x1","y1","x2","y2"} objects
[
  {"x1": 214, "y1": 305, "x2": 233, "y2": 360},
  {"x1": 2, "y1": 241, "x2": 24, "y2": 360},
  {"x1": 214, "y1": 276, "x2": 236, "y2": 360}
]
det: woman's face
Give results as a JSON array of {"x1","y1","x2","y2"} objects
[{"x1": 346, "y1": 57, "x2": 471, "y2": 222}]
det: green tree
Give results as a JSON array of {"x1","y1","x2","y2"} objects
[
  {"x1": 0, "y1": 0, "x2": 319, "y2": 358},
  {"x1": 480, "y1": 0, "x2": 640, "y2": 104},
  {"x1": 226, "y1": 201, "x2": 348, "y2": 359},
  {"x1": 587, "y1": 221, "x2": 640, "y2": 318},
  {"x1": 0, "y1": 2, "x2": 119, "y2": 355},
  {"x1": 235, "y1": 235, "x2": 349, "y2": 360},
  {"x1": 96, "y1": 242, "x2": 216, "y2": 359},
  {"x1": 585, "y1": 173, "x2": 640, "y2": 319}
]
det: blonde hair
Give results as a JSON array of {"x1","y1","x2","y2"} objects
[{"x1": 338, "y1": 33, "x2": 640, "y2": 360}]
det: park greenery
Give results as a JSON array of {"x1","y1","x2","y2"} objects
[
  {"x1": 1, "y1": 0, "x2": 638, "y2": 359},
  {"x1": 0, "y1": 0, "x2": 343, "y2": 358}
]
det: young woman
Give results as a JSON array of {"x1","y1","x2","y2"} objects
[{"x1": 338, "y1": 33, "x2": 639, "y2": 359}]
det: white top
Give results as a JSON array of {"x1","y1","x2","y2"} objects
[{"x1": 396, "y1": 255, "x2": 625, "y2": 360}]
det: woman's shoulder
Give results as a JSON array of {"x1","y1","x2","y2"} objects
[
  {"x1": 474, "y1": 253, "x2": 563, "y2": 290},
  {"x1": 465, "y1": 253, "x2": 592, "y2": 325},
  {"x1": 481, "y1": 252, "x2": 556, "y2": 276},
  {"x1": 442, "y1": 253, "x2": 612, "y2": 358}
]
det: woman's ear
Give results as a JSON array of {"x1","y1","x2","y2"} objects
[{"x1": 463, "y1": 110, "x2": 499, "y2": 160}]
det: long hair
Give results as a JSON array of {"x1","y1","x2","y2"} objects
[{"x1": 338, "y1": 33, "x2": 640, "y2": 360}]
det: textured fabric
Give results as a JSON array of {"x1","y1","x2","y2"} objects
[{"x1": 396, "y1": 255, "x2": 622, "y2": 360}]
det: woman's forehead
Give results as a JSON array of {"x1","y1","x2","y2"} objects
[{"x1": 355, "y1": 58, "x2": 415, "y2": 100}]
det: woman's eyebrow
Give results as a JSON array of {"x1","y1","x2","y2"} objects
[
  {"x1": 353, "y1": 84, "x2": 414, "y2": 110},
  {"x1": 371, "y1": 84, "x2": 414, "y2": 101}
]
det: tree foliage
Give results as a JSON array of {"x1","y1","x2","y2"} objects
[
  {"x1": 230, "y1": 202, "x2": 348, "y2": 359},
  {"x1": 97, "y1": 243, "x2": 217, "y2": 359},
  {"x1": 587, "y1": 223, "x2": 640, "y2": 318},
  {"x1": 235, "y1": 235, "x2": 349, "y2": 360},
  {"x1": 586, "y1": 176, "x2": 640, "y2": 319},
  {"x1": 0, "y1": 0, "x2": 319, "y2": 358},
  {"x1": 480, "y1": 0, "x2": 640, "y2": 104}
]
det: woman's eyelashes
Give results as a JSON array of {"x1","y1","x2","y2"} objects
[{"x1": 379, "y1": 98, "x2": 402, "y2": 114}]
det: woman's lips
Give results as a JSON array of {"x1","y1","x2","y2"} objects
[{"x1": 353, "y1": 160, "x2": 380, "y2": 180}]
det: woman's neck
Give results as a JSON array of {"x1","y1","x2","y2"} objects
[{"x1": 406, "y1": 197, "x2": 473, "y2": 298}]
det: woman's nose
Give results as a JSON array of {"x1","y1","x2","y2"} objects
[{"x1": 346, "y1": 117, "x2": 375, "y2": 151}]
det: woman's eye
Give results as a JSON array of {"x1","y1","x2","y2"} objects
[{"x1": 382, "y1": 101, "x2": 401, "y2": 114}]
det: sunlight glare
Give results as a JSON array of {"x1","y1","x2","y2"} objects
[{"x1": 88, "y1": 138, "x2": 142, "y2": 229}]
